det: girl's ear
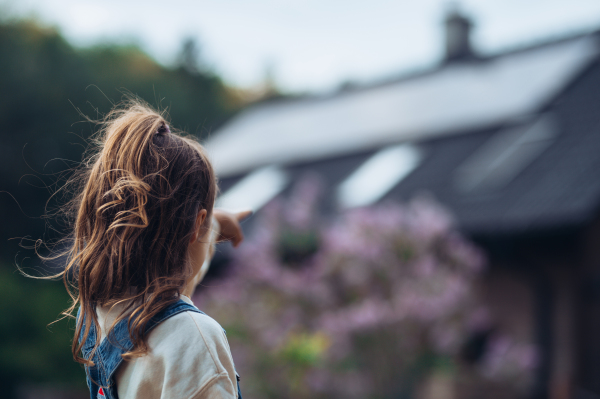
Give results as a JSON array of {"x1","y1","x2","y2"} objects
[{"x1": 191, "y1": 209, "x2": 208, "y2": 243}]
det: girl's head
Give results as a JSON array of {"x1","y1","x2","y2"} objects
[{"x1": 65, "y1": 100, "x2": 217, "y2": 363}]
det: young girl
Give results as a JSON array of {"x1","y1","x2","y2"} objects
[{"x1": 57, "y1": 100, "x2": 249, "y2": 399}]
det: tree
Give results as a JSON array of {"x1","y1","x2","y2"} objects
[{"x1": 194, "y1": 176, "x2": 538, "y2": 398}]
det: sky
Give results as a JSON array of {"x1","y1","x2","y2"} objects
[{"x1": 4, "y1": 0, "x2": 600, "y2": 92}]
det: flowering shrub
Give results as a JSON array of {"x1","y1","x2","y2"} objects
[{"x1": 194, "y1": 177, "x2": 537, "y2": 398}]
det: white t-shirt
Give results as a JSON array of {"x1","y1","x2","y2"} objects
[
  {"x1": 95, "y1": 217, "x2": 238, "y2": 398},
  {"x1": 96, "y1": 295, "x2": 238, "y2": 399}
]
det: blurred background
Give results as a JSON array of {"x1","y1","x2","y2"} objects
[{"x1": 1, "y1": 1, "x2": 600, "y2": 398}]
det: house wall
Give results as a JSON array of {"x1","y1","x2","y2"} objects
[
  {"x1": 577, "y1": 214, "x2": 600, "y2": 396},
  {"x1": 547, "y1": 262, "x2": 576, "y2": 399},
  {"x1": 453, "y1": 261, "x2": 539, "y2": 399},
  {"x1": 481, "y1": 265, "x2": 535, "y2": 346},
  {"x1": 469, "y1": 231, "x2": 581, "y2": 399}
]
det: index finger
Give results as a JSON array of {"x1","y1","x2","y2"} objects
[{"x1": 235, "y1": 210, "x2": 253, "y2": 222}]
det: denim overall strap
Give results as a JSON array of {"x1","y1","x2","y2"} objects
[{"x1": 79, "y1": 299, "x2": 204, "y2": 399}]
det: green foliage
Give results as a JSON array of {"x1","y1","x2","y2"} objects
[
  {"x1": 0, "y1": 18, "x2": 239, "y2": 260},
  {"x1": 279, "y1": 332, "x2": 330, "y2": 368},
  {"x1": 277, "y1": 228, "x2": 320, "y2": 265},
  {"x1": 0, "y1": 266, "x2": 86, "y2": 397}
]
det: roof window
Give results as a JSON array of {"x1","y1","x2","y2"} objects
[
  {"x1": 337, "y1": 143, "x2": 421, "y2": 208},
  {"x1": 217, "y1": 165, "x2": 289, "y2": 212},
  {"x1": 454, "y1": 113, "x2": 558, "y2": 193}
]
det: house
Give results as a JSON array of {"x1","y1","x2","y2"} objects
[{"x1": 205, "y1": 9, "x2": 600, "y2": 399}]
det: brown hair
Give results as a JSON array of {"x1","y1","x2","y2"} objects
[{"x1": 55, "y1": 99, "x2": 217, "y2": 364}]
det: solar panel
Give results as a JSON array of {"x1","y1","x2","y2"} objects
[{"x1": 207, "y1": 36, "x2": 596, "y2": 177}]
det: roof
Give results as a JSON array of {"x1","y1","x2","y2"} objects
[
  {"x1": 206, "y1": 33, "x2": 599, "y2": 178},
  {"x1": 209, "y1": 32, "x2": 600, "y2": 235}
]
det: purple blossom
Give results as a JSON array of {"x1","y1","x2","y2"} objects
[{"x1": 194, "y1": 177, "x2": 536, "y2": 398}]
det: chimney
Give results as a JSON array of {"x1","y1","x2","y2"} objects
[{"x1": 444, "y1": 6, "x2": 475, "y2": 62}]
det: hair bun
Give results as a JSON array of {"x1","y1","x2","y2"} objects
[{"x1": 157, "y1": 124, "x2": 171, "y2": 135}]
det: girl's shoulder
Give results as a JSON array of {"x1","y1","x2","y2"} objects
[
  {"x1": 149, "y1": 296, "x2": 231, "y2": 361},
  {"x1": 117, "y1": 300, "x2": 238, "y2": 398},
  {"x1": 160, "y1": 304, "x2": 227, "y2": 345}
]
